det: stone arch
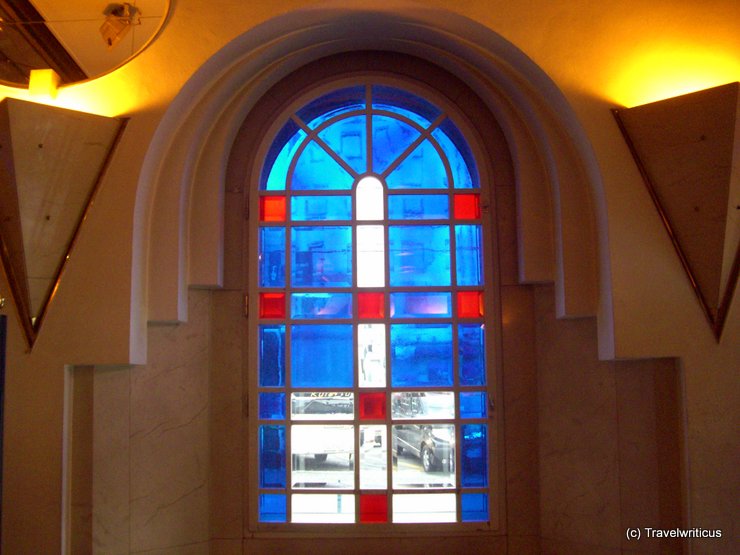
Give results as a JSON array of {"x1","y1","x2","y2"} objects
[{"x1": 132, "y1": 3, "x2": 613, "y2": 362}]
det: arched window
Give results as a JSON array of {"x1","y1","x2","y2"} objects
[{"x1": 253, "y1": 79, "x2": 494, "y2": 527}]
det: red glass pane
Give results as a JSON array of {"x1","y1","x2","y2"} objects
[
  {"x1": 454, "y1": 194, "x2": 480, "y2": 219},
  {"x1": 260, "y1": 196, "x2": 286, "y2": 222},
  {"x1": 359, "y1": 392, "x2": 386, "y2": 420},
  {"x1": 358, "y1": 292, "x2": 384, "y2": 319},
  {"x1": 359, "y1": 494, "x2": 388, "y2": 523},
  {"x1": 457, "y1": 291, "x2": 483, "y2": 318},
  {"x1": 259, "y1": 293, "x2": 285, "y2": 318}
]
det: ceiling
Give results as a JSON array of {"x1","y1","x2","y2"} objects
[{"x1": 0, "y1": 0, "x2": 167, "y2": 85}]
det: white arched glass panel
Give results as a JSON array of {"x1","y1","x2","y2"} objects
[
  {"x1": 356, "y1": 176, "x2": 384, "y2": 221},
  {"x1": 357, "y1": 225, "x2": 385, "y2": 287}
]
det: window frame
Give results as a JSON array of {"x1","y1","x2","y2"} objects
[{"x1": 247, "y1": 71, "x2": 505, "y2": 537}]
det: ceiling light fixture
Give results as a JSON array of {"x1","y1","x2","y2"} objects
[
  {"x1": 28, "y1": 69, "x2": 60, "y2": 98},
  {"x1": 100, "y1": 3, "x2": 141, "y2": 49}
]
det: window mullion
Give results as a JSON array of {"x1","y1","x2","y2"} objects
[
  {"x1": 366, "y1": 84, "x2": 373, "y2": 174},
  {"x1": 291, "y1": 114, "x2": 359, "y2": 180},
  {"x1": 379, "y1": 112, "x2": 446, "y2": 180},
  {"x1": 256, "y1": 80, "x2": 492, "y2": 528}
]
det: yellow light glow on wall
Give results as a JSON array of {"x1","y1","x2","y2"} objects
[
  {"x1": 1, "y1": 72, "x2": 153, "y2": 118},
  {"x1": 608, "y1": 44, "x2": 740, "y2": 107},
  {"x1": 52, "y1": 83, "x2": 143, "y2": 118}
]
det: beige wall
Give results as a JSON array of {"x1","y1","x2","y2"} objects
[
  {"x1": 534, "y1": 285, "x2": 685, "y2": 555},
  {"x1": 1, "y1": 1, "x2": 738, "y2": 553},
  {"x1": 56, "y1": 290, "x2": 213, "y2": 555},
  {"x1": 56, "y1": 288, "x2": 687, "y2": 554}
]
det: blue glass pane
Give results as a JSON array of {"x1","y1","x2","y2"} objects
[
  {"x1": 259, "y1": 493, "x2": 287, "y2": 523},
  {"x1": 259, "y1": 392, "x2": 286, "y2": 420},
  {"x1": 291, "y1": 293, "x2": 352, "y2": 319},
  {"x1": 259, "y1": 325, "x2": 285, "y2": 387},
  {"x1": 386, "y1": 140, "x2": 448, "y2": 189},
  {"x1": 291, "y1": 195, "x2": 351, "y2": 221},
  {"x1": 391, "y1": 324, "x2": 453, "y2": 387},
  {"x1": 292, "y1": 141, "x2": 354, "y2": 190},
  {"x1": 291, "y1": 226, "x2": 352, "y2": 287},
  {"x1": 459, "y1": 391, "x2": 487, "y2": 419},
  {"x1": 372, "y1": 85, "x2": 441, "y2": 128},
  {"x1": 259, "y1": 425, "x2": 286, "y2": 488},
  {"x1": 388, "y1": 194, "x2": 449, "y2": 220},
  {"x1": 298, "y1": 86, "x2": 366, "y2": 129},
  {"x1": 291, "y1": 325, "x2": 353, "y2": 387},
  {"x1": 317, "y1": 116, "x2": 367, "y2": 174},
  {"x1": 389, "y1": 225, "x2": 450, "y2": 286},
  {"x1": 461, "y1": 424, "x2": 488, "y2": 487},
  {"x1": 261, "y1": 120, "x2": 307, "y2": 190},
  {"x1": 432, "y1": 119, "x2": 478, "y2": 188},
  {"x1": 461, "y1": 493, "x2": 489, "y2": 522},
  {"x1": 390, "y1": 292, "x2": 451, "y2": 318},
  {"x1": 259, "y1": 227, "x2": 285, "y2": 287},
  {"x1": 459, "y1": 324, "x2": 486, "y2": 386},
  {"x1": 372, "y1": 115, "x2": 420, "y2": 174},
  {"x1": 455, "y1": 225, "x2": 483, "y2": 286}
]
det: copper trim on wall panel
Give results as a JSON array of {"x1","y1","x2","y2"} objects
[
  {"x1": 612, "y1": 107, "x2": 737, "y2": 341},
  {"x1": 0, "y1": 101, "x2": 128, "y2": 348},
  {"x1": 0, "y1": 233, "x2": 34, "y2": 345},
  {"x1": 715, "y1": 244, "x2": 740, "y2": 338},
  {"x1": 28, "y1": 117, "x2": 129, "y2": 348},
  {"x1": 0, "y1": 100, "x2": 34, "y2": 345}
]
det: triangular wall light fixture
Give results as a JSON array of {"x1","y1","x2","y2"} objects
[
  {"x1": 613, "y1": 82, "x2": 739, "y2": 341},
  {"x1": 0, "y1": 99, "x2": 126, "y2": 347}
]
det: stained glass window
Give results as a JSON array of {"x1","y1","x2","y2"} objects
[{"x1": 255, "y1": 83, "x2": 492, "y2": 526}]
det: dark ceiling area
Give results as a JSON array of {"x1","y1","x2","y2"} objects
[{"x1": 0, "y1": 0, "x2": 87, "y2": 85}]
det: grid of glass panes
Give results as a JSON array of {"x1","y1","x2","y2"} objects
[{"x1": 256, "y1": 84, "x2": 490, "y2": 525}]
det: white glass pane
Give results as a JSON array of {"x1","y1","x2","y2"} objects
[
  {"x1": 292, "y1": 494, "x2": 355, "y2": 523},
  {"x1": 358, "y1": 323, "x2": 386, "y2": 388},
  {"x1": 392, "y1": 493, "x2": 456, "y2": 523},
  {"x1": 356, "y1": 176, "x2": 384, "y2": 220},
  {"x1": 392, "y1": 424, "x2": 455, "y2": 489},
  {"x1": 357, "y1": 225, "x2": 385, "y2": 287},
  {"x1": 291, "y1": 425, "x2": 355, "y2": 489},
  {"x1": 360, "y1": 425, "x2": 387, "y2": 489},
  {"x1": 291, "y1": 392, "x2": 354, "y2": 420},
  {"x1": 391, "y1": 392, "x2": 454, "y2": 419}
]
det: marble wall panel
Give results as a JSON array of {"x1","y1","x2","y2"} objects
[
  {"x1": 615, "y1": 359, "x2": 661, "y2": 539},
  {"x1": 683, "y1": 343, "x2": 740, "y2": 555},
  {"x1": 129, "y1": 289, "x2": 211, "y2": 553},
  {"x1": 535, "y1": 284, "x2": 687, "y2": 554},
  {"x1": 506, "y1": 535, "x2": 540, "y2": 555},
  {"x1": 132, "y1": 541, "x2": 209, "y2": 555},
  {"x1": 541, "y1": 537, "x2": 621, "y2": 555},
  {"x1": 223, "y1": 190, "x2": 245, "y2": 291},
  {"x1": 500, "y1": 285, "x2": 540, "y2": 539},
  {"x1": 615, "y1": 358, "x2": 684, "y2": 554},
  {"x1": 244, "y1": 535, "x2": 507, "y2": 555},
  {"x1": 92, "y1": 366, "x2": 131, "y2": 554},
  {"x1": 650, "y1": 360, "x2": 685, "y2": 554},
  {"x1": 535, "y1": 285, "x2": 623, "y2": 551},
  {"x1": 210, "y1": 290, "x2": 244, "y2": 540},
  {"x1": 496, "y1": 181, "x2": 518, "y2": 287},
  {"x1": 211, "y1": 538, "x2": 242, "y2": 554},
  {"x1": 69, "y1": 366, "x2": 93, "y2": 554}
]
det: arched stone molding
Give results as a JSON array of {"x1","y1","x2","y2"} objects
[{"x1": 133, "y1": 2, "x2": 613, "y2": 363}]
